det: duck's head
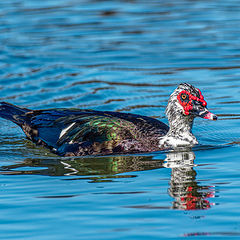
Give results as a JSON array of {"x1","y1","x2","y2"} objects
[
  {"x1": 166, "y1": 83, "x2": 217, "y2": 122},
  {"x1": 160, "y1": 83, "x2": 217, "y2": 148}
]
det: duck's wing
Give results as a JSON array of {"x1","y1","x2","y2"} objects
[{"x1": 23, "y1": 109, "x2": 169, "y2": 155}]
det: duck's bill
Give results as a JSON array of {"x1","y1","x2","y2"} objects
[{"x1": 197, "y1": 109, "x2": 218, "y2": 120}]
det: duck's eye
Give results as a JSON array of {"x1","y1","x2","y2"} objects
[{"x1": 182, "y1": 94, "x2": 187, "y2": 100}]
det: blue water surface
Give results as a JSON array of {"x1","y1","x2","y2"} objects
[{"x1": 0, "y1": 0, "x2": 240, "y2": 239}]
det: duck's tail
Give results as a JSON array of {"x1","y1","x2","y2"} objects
[{"x1": 0, "y1": 102, "x2": 30, "y2": 125}]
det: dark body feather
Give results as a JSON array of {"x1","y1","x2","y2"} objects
[{"x1": 0, "y1": 102, "x2": 169, "y2": 156}]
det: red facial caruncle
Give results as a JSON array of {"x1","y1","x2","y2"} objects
[{"x1": 177, "y1": 89, "x2": 207, "y2": 115}]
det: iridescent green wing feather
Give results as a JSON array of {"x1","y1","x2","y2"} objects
[{"x1": 56, "y1": 115, "x2": 139, "y2": 146}]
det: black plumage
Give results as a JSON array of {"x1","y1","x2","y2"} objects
[{"x1": 0, "y1": 102, "x2": 168, "y2": 156}]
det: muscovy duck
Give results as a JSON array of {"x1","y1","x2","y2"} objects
[{"x1": 0, "y1": 83, "x2": 217, "y2": 156}]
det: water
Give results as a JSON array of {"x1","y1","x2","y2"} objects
[{"x1": 0, "y1": 0, "x2": 240, "y2": 239}]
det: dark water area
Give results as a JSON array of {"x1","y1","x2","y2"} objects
[{"x1": 1, "y1": 0, "x2": 240, "y2": 239}]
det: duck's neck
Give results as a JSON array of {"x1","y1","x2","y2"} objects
[
  {"x1": 168, "y1": 113, "x2": 194, "y2": 137},
  {"x1": 159, "y1": 112, "x2": 198, "y2": 148}
]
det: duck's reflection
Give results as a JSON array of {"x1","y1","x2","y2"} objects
[
  {"x1": 0, "y1": 155, "x2": 164, "y2": 176},
  {"x1": 0, "y1": 150, "x2": 214, "y2": 210},
  {"x1": 164, "y1": 150, "x2": 214, "y2": 210}
]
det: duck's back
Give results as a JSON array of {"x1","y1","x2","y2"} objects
[{"x1": 0, "y1": 102, "x2": 169, "y2": 156}]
